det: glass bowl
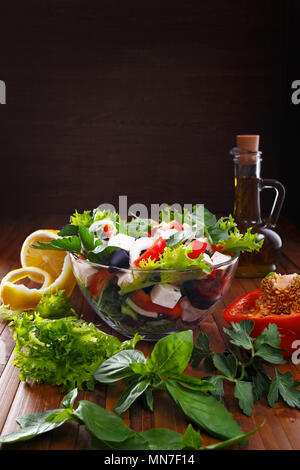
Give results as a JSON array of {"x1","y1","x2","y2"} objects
[{"x1": 70, "y1": 253, "x2": 239, "y2": 340}]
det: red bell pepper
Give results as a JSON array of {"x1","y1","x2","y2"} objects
[
  {"x1": 223, "y1": 289, "x2": 300, "y2": 358},
  {"x1": 134, "y1": 237, "x2": 167, "y2": 267},
  {"x1": 187, "y1": 240, "x2": 207, "y2": 259},
  {"x1": 130, "y1": 290, "x2": 182, "y2": 318}
]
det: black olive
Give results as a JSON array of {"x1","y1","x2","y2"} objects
[
  {"x1": 183, "y1": 279, "x2": 221, "y2": 309},
  {"x1": 108, "y1": 248, "x2": 130, "y2": 269}
]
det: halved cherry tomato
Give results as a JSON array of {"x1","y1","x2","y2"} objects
[
  {"x1": 169, "y1": 220, "x2": 184, "y2": 231},
  {"x1": 223, "y1": 289, "x2": 300, "y2": 358},
  {"x1": 103, "y1": 223, "x2": 115, "y2": 238},
  {"x1": 134, "y1": 237, "x2": 167, "y2": 267},
  {"x1": 187, "y1": 240, "x2": 207, "y2": 259},
  {"x1": 89, "y1": 270, "x2": 114, "y2": 299},
  {"x1": 131, "y1": 289, "x2": 182, "y2": 318}
]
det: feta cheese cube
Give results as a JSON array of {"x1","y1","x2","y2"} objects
[
  {"x1": 202, "y1": 252, "x2": 213, "y2": 264},
  {"x1": 150, "y1": 284, "x2": 182, "y2": 309},
  {"x1": 108, "y1": 234, "x2": 136, "y2": 251},
  {"x1": 211, "y1": 251, "x2": 232, "y2": 265}
]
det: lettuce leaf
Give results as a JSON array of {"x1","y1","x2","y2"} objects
[{"x1": 11, "y1": 314, "x2": 141, "y2": 391}]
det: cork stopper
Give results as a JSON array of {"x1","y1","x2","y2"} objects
[
  {"x1": 236, "y1": 135, "x2": 260, "y2": 152},
  {"x1": 236, "y1": 134, "x2": 260, "y2": 164}
]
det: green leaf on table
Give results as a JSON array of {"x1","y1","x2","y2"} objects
[
  {"x1": 254, "y1": 323, "x2": 282, "y2": 350},
  {"x1": 224, "y1": 319, "x2": 255, "y2": 351},
  {"x1": 213, "y1": 353, "x2": 238, "y2": 379},
  {"x1": 72, "y1": 400, "x2": 135, "y2": 442},
  {"x1": 0, "y1": 410, "x2": 68, "y2": 444},
  {"x1": 182, "y1": 424, "x2": 203, "y2": 450},
  {"x1": 267, "y1": 369, "x2": 300, "y2": 409},
  {"x1": 139, "y1": 428, "x2": 186, "y2": 450},
  {"x1": 143, "y1": 386, "x2": 154, "y2": 412},
  {"x1": 255, "y1": 344, "x2": 286, "y2": 365},
  {"x1": 147, "y1": 330, "x2": 194, "y2": 376},
  {"x1": 91, "y1": 434, "x2": 150, "y2": 450},
  {"x1": 94, "y1": 349, "x2": 146, "y2": 384},
  {"x1": 61, "y1": 387, "x2": 78, "y2": 409},
  {"x1": 166, "y1": 373, "x2": 215, "y2": 392},
  {"x1": 114, "y1": 379, "x2": 151, "y2": 415},
  {"x1": 205, "y1": 375, "x2": 225, "y2": 400},
  {"x1": 202, "y1": 420, "x2": 265, "y2": 450},
  {"x1": 190, "y1": 331, "x2": 215, "y2": 371},
  {"x1": 163, "y1": 379, "x2": 245, "y2": 442},
  {"x1": 234, "y1": 381, "x2": 254, "y2": 417}
]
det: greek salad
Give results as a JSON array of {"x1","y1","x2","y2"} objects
[{"x1": 33, "y1": 206, "x2": 263, "y2": 338}]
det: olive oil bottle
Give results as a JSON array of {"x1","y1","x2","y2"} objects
[{"x1": 231, "y1": 135, "x2": 285, "y2": 278}]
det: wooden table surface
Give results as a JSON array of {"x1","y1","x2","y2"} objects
[{"x1": 1, "y1": 214, "x2": 300, "y2": 451}]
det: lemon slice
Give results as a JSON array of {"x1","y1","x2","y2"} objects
[
  {"x1": 0, "y1": 267, "x2": 54, "y2": 310},
  {"x1": 20, "y1": 229, "x2": 65, "y2": 280}
]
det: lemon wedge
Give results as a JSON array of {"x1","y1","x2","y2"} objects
[
  {"x1": 0, "y1": 229, "x2": 77, "y2": 310},
  {"x1": 0, "y1": 267, "x2": 54, "y2": 310}
]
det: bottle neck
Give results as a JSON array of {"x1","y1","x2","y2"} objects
[{"x1": 232, "y1": 151, "x2": 262, "y2": 227}]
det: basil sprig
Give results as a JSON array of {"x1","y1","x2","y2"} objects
[
  {"x1": 94, "y1": 330, "x2": 245, "y2": 441},
  {"x1": 0, "y1": 388, "x2": 264, "y2": 450}
]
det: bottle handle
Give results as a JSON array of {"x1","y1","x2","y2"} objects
[{"x1": 260, "y1": 179, "x2": 286, "y2": 228}]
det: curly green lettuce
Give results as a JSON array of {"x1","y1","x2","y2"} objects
[{"x1": 11, "y1": 314, "x2": 141, "y2": 391}]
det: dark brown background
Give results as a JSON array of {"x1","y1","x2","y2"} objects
[{"x1": 0, "y1": 0, "x2": 299, "y2": 224}]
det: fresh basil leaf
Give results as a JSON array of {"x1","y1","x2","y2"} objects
[
  {"x1": 91, "y1": 434, "x2": 150, "y2": 450},
  {"x1": 182, "y1": 424, "x2": 203, "y2": 450},
  {"x1": 139, "y1": 428, "x2": 185, "y2": 450},
  {"x1": 224, "y1": 320, "x2": 255, "y2": 351},
  {"x1": 212, "y1": 353, "x2": 238, "y2": 379},
  {"x1": 94, "y1": 350, "x2": 146, "y2": 384},
  {"x1": 143, "y1": 386, "x2": 154, "y2": 412},
  {"x1": 202, "y1": 420, "x2": 265, "y2": 450},
  {"x1": 166, "y1": 227, "x2": 193, "y2": 248},
  {"x1": 166, "y1": 374, "x2": 215, "y2": 391},
  {"x1": 73, "y1": 400, "x2": 135, "y2": 442},
  {"x1": 163, "y1": 379, "x2": 244, "y2": 441},
  {"x1": 114, "y1": 379, "x2": 151, "y2": 415},
  {"x1": 148, "y1": 330, "x2": 194, "y2": 376},
  {"x1": 58, "y1": 225, "x2": 79, "y2": 236},
  {"x1": 45, "y1": 409, "x2": 72, "y2": 423},
  {"x1": 234, "y1": 381, "x2": 254, "y2": 417},
  {"x1": 0, "y1": 410, "x2": 67, "y2": 444},
  {"x1": 61, "y1": 388, "x2": 78, "y2": 409},
  {"x1": 129, "y1": 362, "x2": 149, "y2": 376}
]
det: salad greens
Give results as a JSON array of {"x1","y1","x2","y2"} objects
[
  {"x1": 1, "y1": 290, "x2": 141, "y2": 391},
  {"x1": 191, "y1": 319, "x2": 300, "y2": 417},
  {"x1": 0, "y1": 388, "x2": 264, "y2": 450},
  {"x1": 30, "y1": 206, "x2": 263, "y2": 268},
  {"x1": 94, "y1": 330, "x2": 245, "y2": 441}
]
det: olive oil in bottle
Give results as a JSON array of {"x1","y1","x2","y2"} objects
[{"x1": 231, "y1": 135, "x2": 285, "y2": 278}]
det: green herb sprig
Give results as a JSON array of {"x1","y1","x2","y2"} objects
[
  {"x1": 0, "y1": 388, "x2": 264, "y2": 450},
  {"x1": 191, "y1": 319, "x2": 300, "y2": 416},
  {"x1": 94, "y1": 330, "x2": 246, "y2": 442}
]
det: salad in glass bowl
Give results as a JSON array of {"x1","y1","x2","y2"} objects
[{"x1": 32, "y1": 206, "x2": 263, "y2": 340}]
